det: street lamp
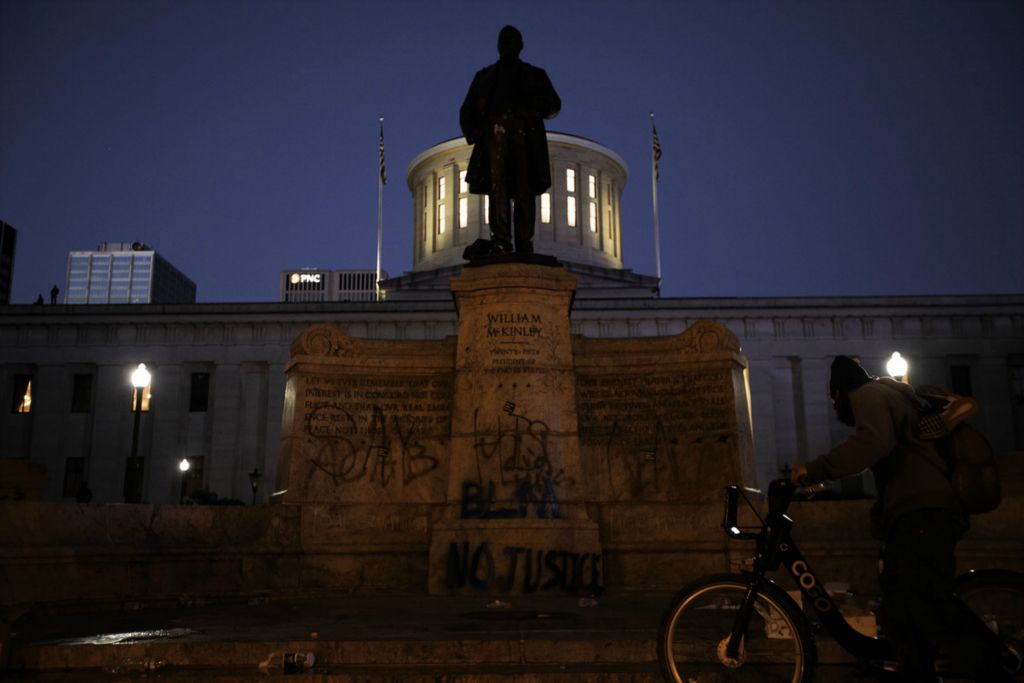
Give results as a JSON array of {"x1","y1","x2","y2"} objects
[
  {"x1": 126, "y1": 363, "x2": 151, "y2": 503},
  {"x1": 178, "y1": 458, "x2": 191, "y2": 504},
  {"x1": 886, "y1": 352, "x2": 909, "y2": 383},
  {"x1": 248, "y1": 466, "x2": 262, "y2": 505}
]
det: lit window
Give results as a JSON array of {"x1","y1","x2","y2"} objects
[
  {"x1": 484, "y1": 196, "x2": 489, "y2": 224},
  {"x1": 458, "y1": 169, "x2": 469, "y2": 228},
  {"x1": 12, "y1": 375, "x2": 32, "y2": 414},
  {"x1": 540, "y1": 193, "x2": 551, "y2": 223},
  {"x1": 589, "y1": 201, "x2": 597, "y2": 232},
  {"x1": 588, "y1": 174, "x2": 596, "y2": 199},
  {"x1": 437, "y1": 176, "x2": 446, "y2": 234},
  {"x1": 566, "y1": 168, "x2": 577, "y2": 228}
]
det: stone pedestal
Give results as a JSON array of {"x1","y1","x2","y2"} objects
[
  {"x1": 274, "y1": 261, "x2": 760, "y2": 595},
  {"x1": 428, "y1": 261, "x2": 602, "y2": 594}
]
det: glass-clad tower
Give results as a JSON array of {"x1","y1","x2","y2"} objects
[
  {"x1": 65, "y1": 242, "x2": 196, "y2": 304},
  {"x1": 0, "y1": 220, "x2": 15, "y2": 305}
]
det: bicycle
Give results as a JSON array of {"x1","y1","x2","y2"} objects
[{"x1": 657, "y1": 477, "x2": 1024, "y2": 682}]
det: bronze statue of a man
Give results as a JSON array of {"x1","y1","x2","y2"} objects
[{"x1": 460, "y1": 26, "x2": 561, "y2": 254}]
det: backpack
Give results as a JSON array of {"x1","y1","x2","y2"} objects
[{"x1": 914, "y1": 386, "x2": 1001, "y2": 515}]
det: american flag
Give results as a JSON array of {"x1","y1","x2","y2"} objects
[
  {"x1": 652, "y1": 121, "x2": 662, "y2": 183},
  {"x1": 378, "y1": 120, "x2": 387, "y2": 185}
]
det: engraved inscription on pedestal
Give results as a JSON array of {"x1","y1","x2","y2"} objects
[
  {"x1": 301, "y1": 374, "x2": 450, "y2": 494},
  {"x1": 574, "y1": 320, "x2": 756, "y2": 503},
  {"x1": 277, "y1": 324, "x2": 455, "y2": 504}
]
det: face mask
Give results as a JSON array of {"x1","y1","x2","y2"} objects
[{"x1": 832, "y1": 391, "x2": 856, "y2": 427}]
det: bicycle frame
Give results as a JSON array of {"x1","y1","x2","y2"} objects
[{"x1": 721, "y1": 480, "x2": 893, "y2": 662}]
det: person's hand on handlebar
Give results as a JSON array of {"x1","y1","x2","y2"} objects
[{"x1": 790, "y1": 462, "x2": 827, "y2": 497}]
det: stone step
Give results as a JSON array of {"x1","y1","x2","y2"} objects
[
  {"x1": 3, "y1": 668, "x2": 666, "y2": 683},
  {"x1": 3, "y1": 594, "x2": 906, "y2": 682}
]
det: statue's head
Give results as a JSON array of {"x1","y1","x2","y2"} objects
[{"x1": 497, "y1": 25, "x2": 523, "y2": 58}]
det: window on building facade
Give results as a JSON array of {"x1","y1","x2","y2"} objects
[
  {"x1": 606, "y1": 182, "x2": 614, "y2": 237},
  {"x1": 458, "y1": 170, "x2": 469, "y2": 229},
  {"x1": 421, "y1": 183, "x2": 428, "y2": 248},
  {"x1": 540, "y1": 193, "x2": 551, "y2": 223},
  {"x1": 588, "y1": 174, "x2": 598, "y2": 232},
  {"x1": 189, "y1": 373, "x2": 210, "y2": 412},
  {"x1": 950, "y1": 364, "x2": 973, "y2": 397},
  {"x1": 1012, "y1": 364, "x2": 1024, "y2": 405},
  {"x1": 71, "y1": 373, "x2": 93, "y2": 413},
  {"x1": 68, "y1": 257, "x2": 89, "y2": 303},
  {"x1": 566, "y1": 168, "x2": 577, "y2": 228},
  {"x1": 484, "y1": 195, "x2": 489, "y2": 224},
  {"x1": 437, "y1": 176, "x2": 446, "y2": 234},
  {"x1": 62, "y1": 457, "x2": 85, "y2": 498},
  {"x1": 11, "y1": 375, "x2": 32, "y2": 413},
  {"x1": 110, "y1": 256, "x2": 131, "y2": 303}
]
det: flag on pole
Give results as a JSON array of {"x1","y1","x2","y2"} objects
[
  {"x1": 651, "y1": 120, "x2": 662, "y2": 183},
  {"x1": 378, "y1": 119, "x2": 387, "y2": 185},
  {"x1": 649, "y1": 112, "x2": 662, "y2": 283},
  {"x1": 376, "y1": 117, "x2": 385, "y2": 301}
]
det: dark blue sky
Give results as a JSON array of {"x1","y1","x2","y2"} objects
[{"x1": 2, "y1": 0, "x2": 1021, "y2": 303}]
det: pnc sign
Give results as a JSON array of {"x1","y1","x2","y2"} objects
[{"x1": 289, "y1": 272, "x2": 322, "y2": 285}]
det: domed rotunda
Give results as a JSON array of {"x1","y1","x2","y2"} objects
[{"x1": 381, "y1": 132, "x2": 658, "y2": 300}]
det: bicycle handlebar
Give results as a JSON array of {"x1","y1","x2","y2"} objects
[{"x1": 722, "y1": 478, "x2": 826, "y2": 540}]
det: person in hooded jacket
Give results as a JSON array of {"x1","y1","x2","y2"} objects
[
  {"x1": 459, "y1": 25, "x2": 560, "y2": 255},
  {"x1": 791, "y1": 356, "x2": 1010, "y2": 682}
]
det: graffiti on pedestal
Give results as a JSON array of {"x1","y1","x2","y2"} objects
[
  {"x1": 445, "y1": 541, "x2": 602, "y2": 594},
  {"x1": 301, "y1": 374, "x2": 451, "y2": 490},
  {"x1": 464, "y1": 400, "x2": 573, "y2": 518}
]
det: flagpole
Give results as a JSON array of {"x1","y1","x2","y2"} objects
[
  {"x1": 376, "y1": 117, "x2": 384, "y2": 301},
  {"x1": 650, "y1": 112, "x2": 662, "y2": 285}
]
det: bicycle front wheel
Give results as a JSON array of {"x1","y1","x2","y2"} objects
[{"x1": 658, "y1": 573, "x2": 816, "y2": 683}]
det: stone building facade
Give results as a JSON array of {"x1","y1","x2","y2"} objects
[{"x1": 2, "y1": 294, "x2": 1022, "y2": 503}]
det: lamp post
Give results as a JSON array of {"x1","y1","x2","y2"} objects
[
  {"x1": 887, "y1": 351, "x2": 909, "y2": 383},
  {"x1": 126, "y1": 363, "x2": 151, "y2": 503},
  {"x1": 178, "y1": 458, "x2": 191, "y2": 504},
  {"x1": 248, "y1": 466, "x2": 262, "y2": 505}
]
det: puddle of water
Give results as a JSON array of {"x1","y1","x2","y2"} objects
[{"x1": 52, "y1": 627, "x2": 197, "y2": 645}]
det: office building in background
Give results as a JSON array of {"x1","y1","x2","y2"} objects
[
  {"x1": 279, "y1": 269, "x2": 385, "y2": 302},
  {"x1": 65, "y1": 242, "x2": 196, "y2": 304},
  {"x1": 0, "y1": 221, "x2": 16, "y2": 305}
]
